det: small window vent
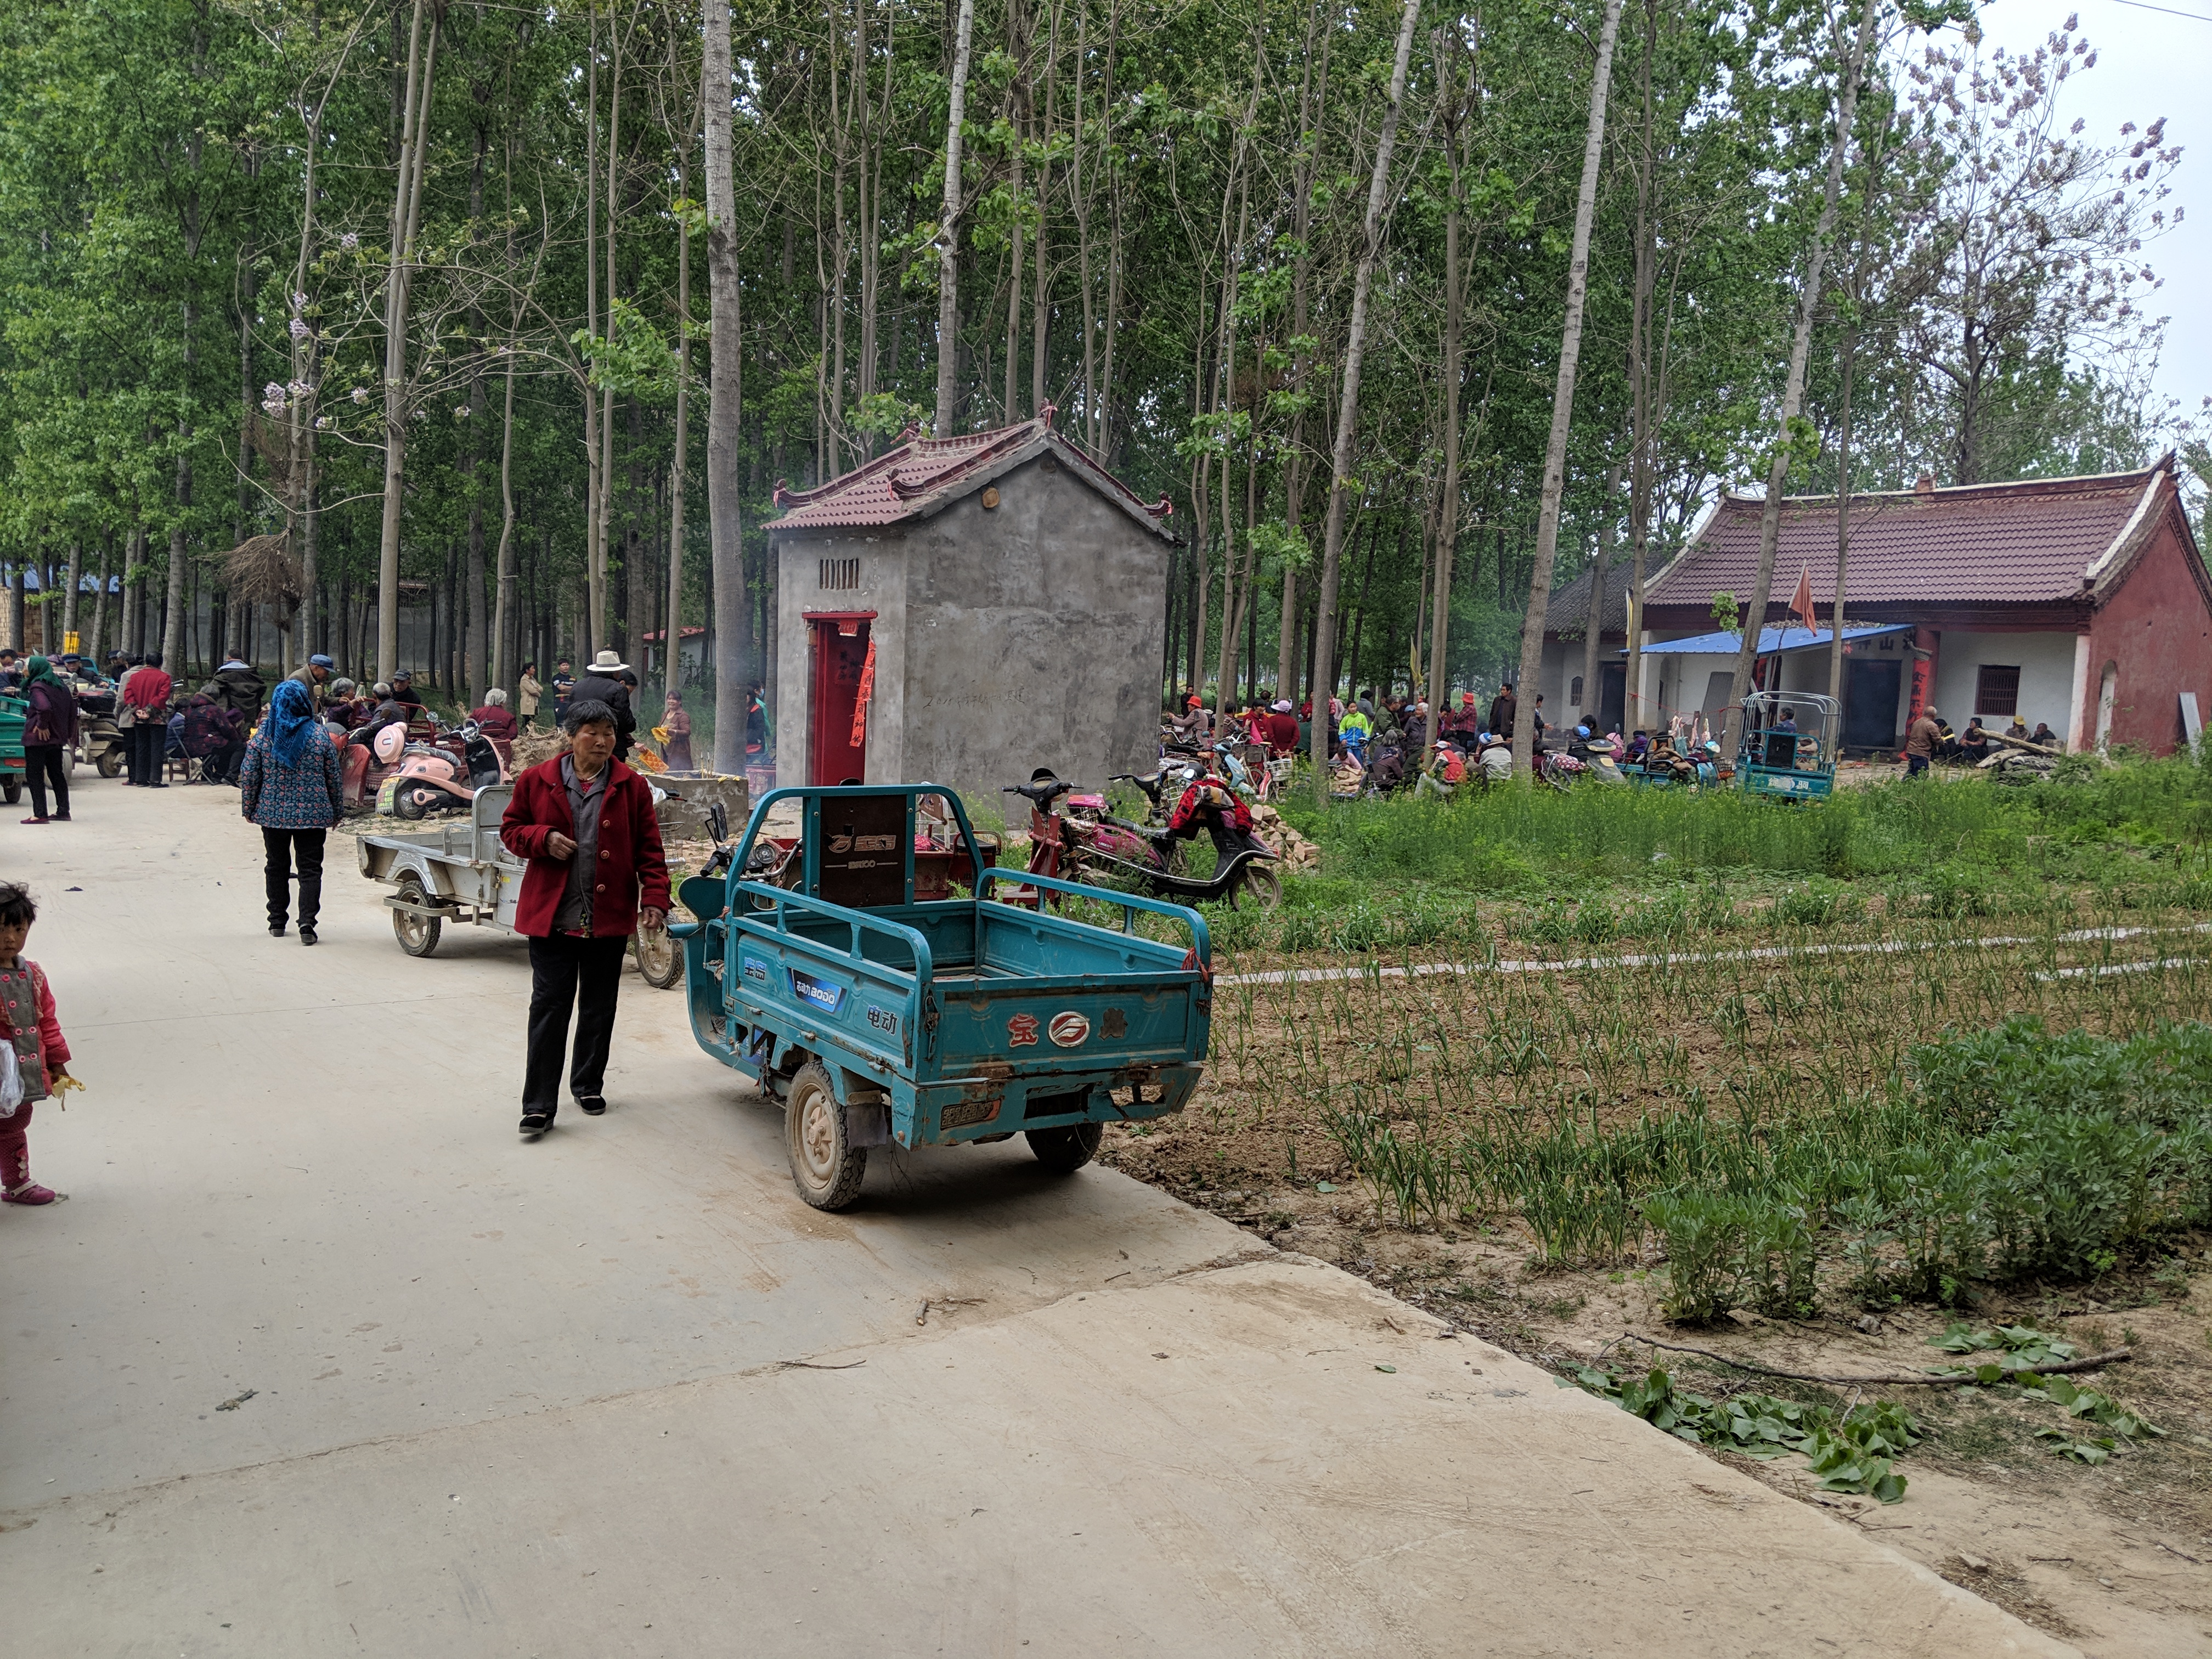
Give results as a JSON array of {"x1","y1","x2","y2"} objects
[{"x1": 819, "y1": 557, "x2": 860, "y2": 591}]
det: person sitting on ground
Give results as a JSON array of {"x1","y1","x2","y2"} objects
[
  {"x1": 1933, "y1": 716, "x2": 1961, "y2": 762},
  {"x1": 469, "y1": 687, "x2": 517, "y2": 742},
  {"x1": 2005, "y1": 715, "x2": 2030, "y2": 743},
  {"x1": 1416, "y1": 741, "x2": 1466, "y2": 798},
  {"x1": 2030, "y1": 720, "x2": 2059, "y2": 749},
  {"x1": 1369, "y1": 740, "x2": 1408, "y2": 795},
  {"x1": 1959, "y1": 717, "x2": 1991, "y2": 764},
  {"x1": 1475, "y1": 731, "x2": 1515, "y2": 783}
]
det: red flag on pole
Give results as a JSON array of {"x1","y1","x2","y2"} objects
[{"x1": 1789, "y1": 564, "x2": 1818, "y2": 636}]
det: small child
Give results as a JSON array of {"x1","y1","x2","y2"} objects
[{"x1": 0, "y1": 882, "x2": 71, "y2": 1204}]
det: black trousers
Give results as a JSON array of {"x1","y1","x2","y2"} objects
[
  {"x1": 128, "y1": 723, "x2": 166, "y2": 785},
  {"x1": 523, "y1": 933, "x2": 628, "y2": 1116},
  {"x1": 204, "y1": 739, "x2": 245, "y2": 783},
  {"x1": 262, "y1": 828, "x2": 326, "y2": 930},
  {"x1": 22, "y1": 746, "x2": 67, "y2": 820}
]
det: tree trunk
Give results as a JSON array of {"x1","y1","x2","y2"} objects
[
  {"x1": 1278, "y1": 3, "x2": 1324, "y2": 705},
  {"x1": 705, "y1": 0, "x2": 748, "y2": 771},
  {"x1": 1031, "y1": 0, "x2": 1057, "y2": 420},
  {"x1": 1307, "y1": 0, "x2": 1423, "y2": 800},
  {"x1": 376, "y1": 0, "x2": 437, "y2": 682},
  {"x1": 1624, "y1": 0, "x2": 1657, "y2": 738},
  {"x1": 934, "y1": 0, "x2": 978, "y2": 434},
  {"x1": 163, "y1": 301, "x2": 196, "y2": 668},
  {"x1": 1581, "y1": 462, "x2": 1622, "y2": 731},
  {"x1": 1510, "y1": 0, "x2": 1624, "y2": 766},
  {"x1": 1724, "y1": 0, "x2": 1877, "y2": 744},
  {"x1": 667, "y1": 138, "x2": 693, "y2": 708},
  {"x1": 1425, "y1": 38, "x2": 1466, "y2": 765}
]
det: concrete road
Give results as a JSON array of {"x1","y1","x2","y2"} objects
[{"x1": 4, "y1": 780, "x2": 2072, "y2": 1657}]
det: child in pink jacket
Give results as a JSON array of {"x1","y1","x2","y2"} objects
[{"x1": 0, "y1": 882, "x2": 72, "y2": 1204}]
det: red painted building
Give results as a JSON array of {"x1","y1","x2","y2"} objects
[{"x1": 1633, "y1": 455, "x2": 2212, "y2": 754}]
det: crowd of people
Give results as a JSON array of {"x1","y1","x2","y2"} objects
[
  {"x1": 1165, "y1": 681, "x2": 1556, "y2": 799},
  {"x1": 1901, "y1": 707, "x2": 2059, "y2": 776}
]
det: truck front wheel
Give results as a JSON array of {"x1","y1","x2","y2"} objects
[
  {"x1": 1026, "y1": 1122, "x2": 1103, "y2": 1173},
  {"x1": 786, "y1": 1061, "x2": 867, "y2": 1211}
]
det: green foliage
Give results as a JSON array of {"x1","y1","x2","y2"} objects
[{"x1": 1565, "y1": 1364, "x2": 1916, "y2": 1502}]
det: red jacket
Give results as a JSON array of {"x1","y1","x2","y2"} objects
[{"x1": 500, "y1": 756, "x2": 671, "y2": 938}]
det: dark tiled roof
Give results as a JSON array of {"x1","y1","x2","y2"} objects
[
  {"x1": 1545, "y1": 557, "x2": 1635, "y2": 637},
  {"x1": 1646, "y1": 458, "x2": 2178, "y2": 612},
  {"x1": 768, "y1": 412, "x2": 1177, "y2": 540}
]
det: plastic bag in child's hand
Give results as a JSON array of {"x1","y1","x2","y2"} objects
[{"x1": 0, "y1": 1043, "x2": 20, "y2": 1118}]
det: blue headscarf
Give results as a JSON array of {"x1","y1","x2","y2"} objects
[{"x1": 266, "y1": 677, "x2": 317, "y2": 769}]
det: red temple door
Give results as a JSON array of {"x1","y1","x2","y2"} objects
[{"x1": 808, "y1": 614, "x2": 873, "y2": 785}]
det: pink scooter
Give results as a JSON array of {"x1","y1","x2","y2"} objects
[{"x1": 379, "y1": 721, "x2": 507, "y2": 819}]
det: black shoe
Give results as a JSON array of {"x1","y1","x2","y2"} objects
[
  {"x1": 300, "y1": 927, "x2": 318, "y2": 946},
  {"x1": 519, "y1": 1111, "x2": 552, "y2": 1137},
  {"x1": 578, "y1": 1096, "x2": 607, "y2": 1116},
  {"x1": 269, "y1": 924, "x2": 286, "y2": 938}
]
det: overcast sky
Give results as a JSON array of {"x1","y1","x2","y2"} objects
[{"x1": 1973, "y1": 0, "x2": 2209, "y2": 432}]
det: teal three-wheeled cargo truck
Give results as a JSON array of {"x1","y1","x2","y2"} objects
[{"x1": 669, "y1": 784, "x2": 1215, "y2": 1211}]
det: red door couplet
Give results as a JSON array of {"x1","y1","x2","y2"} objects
[{"x1": 808, "y1": 613, "x2": 874, "y2": 785}]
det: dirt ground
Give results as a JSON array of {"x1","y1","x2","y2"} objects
[{"x1": 1102, "y1": 1122, "x2": 2212, "y2": 1656}]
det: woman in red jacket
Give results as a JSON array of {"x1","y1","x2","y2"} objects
[{"x1": 500, "y1": 699, "x2": 671, "y2": 1138}]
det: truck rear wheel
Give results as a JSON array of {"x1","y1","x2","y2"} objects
[
  {"x1": 786, "y1": 1061, "x2": 867, "y2": 1211},
  {"x1": 1026, "y1": 1122, "x2": 1103, "y2": 1173},
  {"x1": 392, "y1": 878, "x2": 442, "y2": 958}
]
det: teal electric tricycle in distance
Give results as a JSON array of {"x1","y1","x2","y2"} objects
[{"x1": 668, "y1": 784, "x2": 1214, "y2": 1211}]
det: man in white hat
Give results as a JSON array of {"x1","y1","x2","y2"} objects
[{"x1": 572, "y1": 649, "x2": 637, "y2": 760}]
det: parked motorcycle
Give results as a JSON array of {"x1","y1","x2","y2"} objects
[
  {"x1": 380, "y1": 721, "x2": 507, "y2": 819},
  {"x1": 1009, "y1": 768, "x2": 1280, "y2": 911},
  {"x1": 74, "y1": 685, "x2": 125, "y2": 778}
]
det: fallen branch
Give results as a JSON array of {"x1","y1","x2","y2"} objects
[{"x1": 1616, "y1": 1331, "x2": 2132, "y2": 1386}]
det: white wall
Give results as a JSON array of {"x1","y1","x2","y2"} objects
[{"x1": 1931, "y1": 630, "x2": 2077, "y2": 733}]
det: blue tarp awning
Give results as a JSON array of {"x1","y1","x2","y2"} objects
[{"x1": 1632, "y1": 623, "x2": 1911, "y2": 656}]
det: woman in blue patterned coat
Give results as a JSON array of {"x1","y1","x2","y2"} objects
[{"x1": 239, "y1": 679, "x2": 346, "y2": 945}]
